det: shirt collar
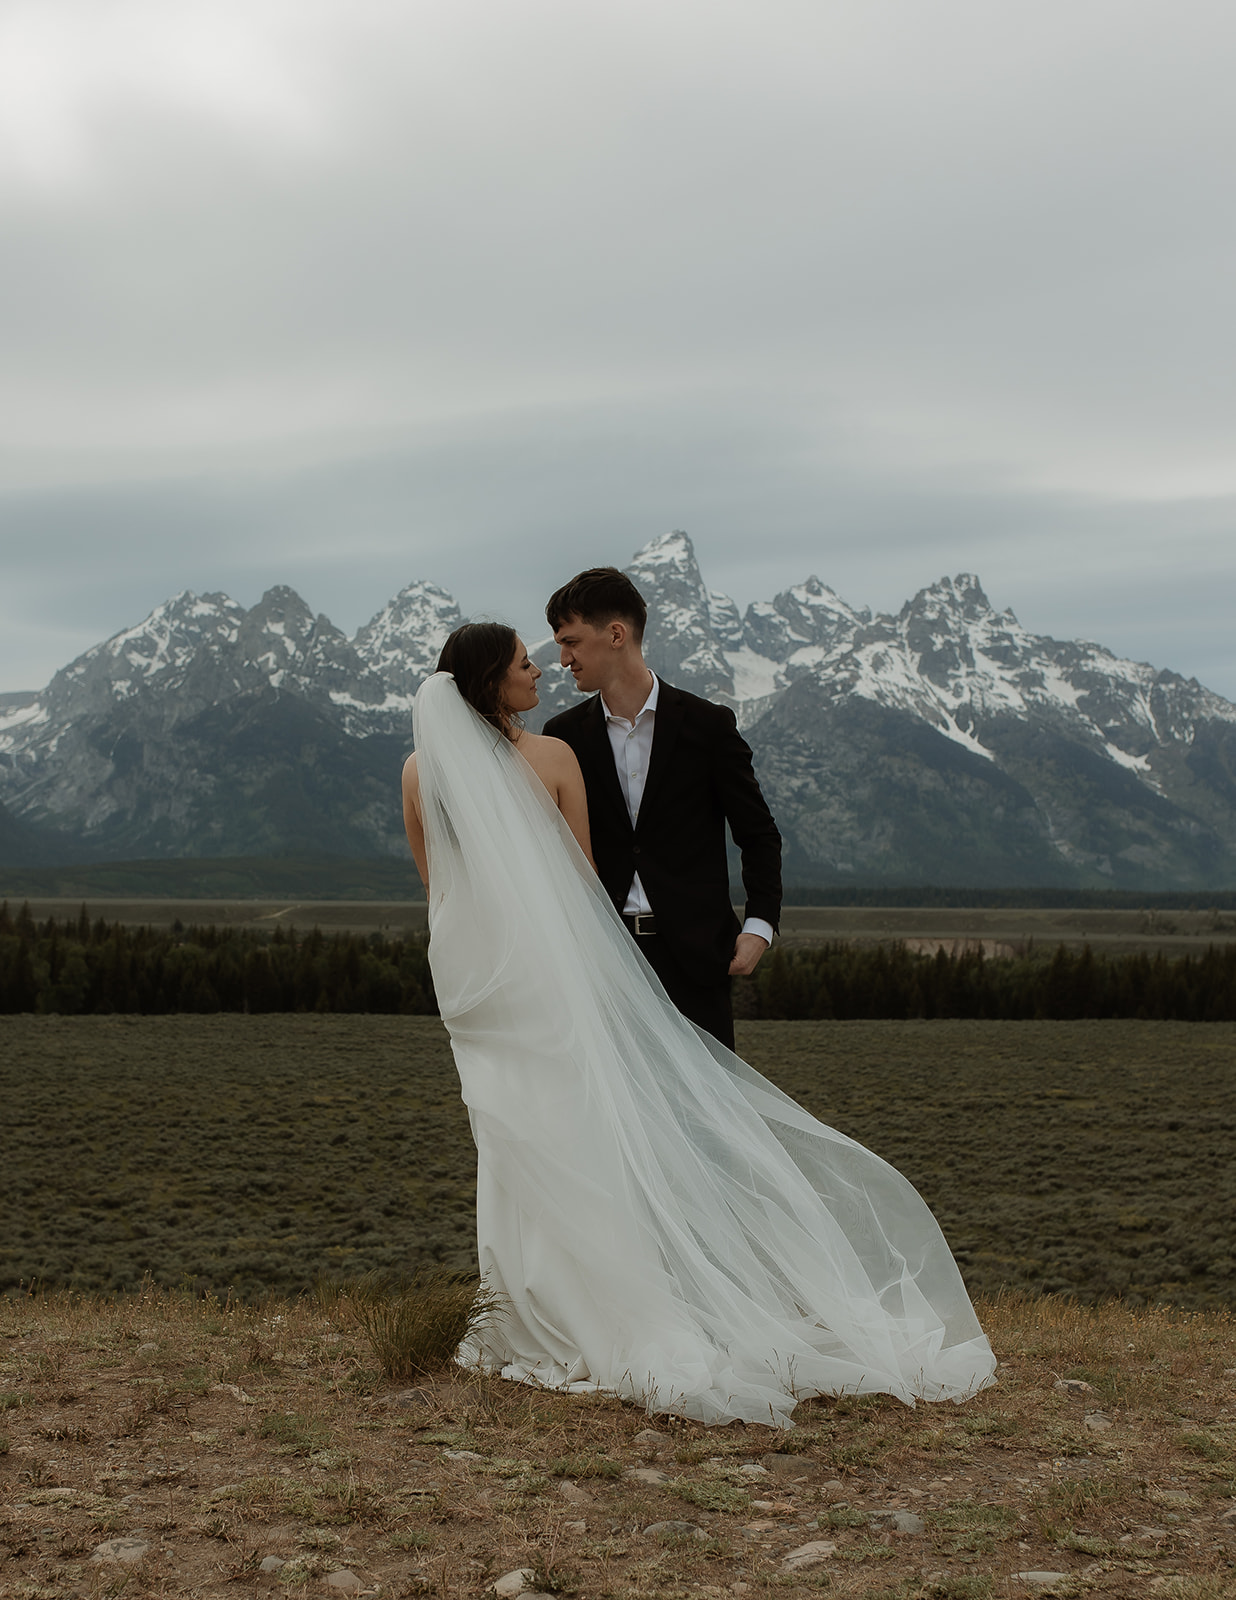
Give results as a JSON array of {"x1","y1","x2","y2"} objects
[{"x1": 601, "y1": 671, "x2": 659, "y2": 725}]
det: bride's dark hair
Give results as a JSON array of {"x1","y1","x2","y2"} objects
[{"x1": 436, "y1": 622, "x2": 521, "y2": 738}]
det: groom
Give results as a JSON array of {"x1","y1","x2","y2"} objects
[{"x1": 543, "y1": 566, "x2": 781, "y2": 1050}]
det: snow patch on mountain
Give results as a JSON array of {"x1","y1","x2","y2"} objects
[
  {"x1": 0, "y1": 700, "x2": 47, "y2": 742},
  {"x1": 1103, "y1": 742, "x2": 1152, "y2": 773},
  {"x1": 724, "y1": 646, "x2": 782, "y2": 704}
]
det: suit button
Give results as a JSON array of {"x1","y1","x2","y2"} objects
[{"x1": 632, "y1": 845, "x2": 641, "y2": 855}]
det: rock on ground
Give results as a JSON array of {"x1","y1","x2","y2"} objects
[
  {"x1": 492, "y1": 1569, "x2": 538, "y2": 1597},
  {"x1": 782, "y1": 1540, "x2": 838, "y2": 1571},
  {"x1": 90, "y1": 1538, "x2": 149, "y2": 1564},
  {"x1": 871, "y1": 1509, "x2": 925, "y2": 1535}
]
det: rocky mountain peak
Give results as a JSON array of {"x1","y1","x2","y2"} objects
[
  {"x1": 625, "y1": 531, "x2": 735, "y2": 699},
  {"x1": 98, "y1": 588, "x2": 245, "y2": 667},
  {"x1": 878, "y1": 574, "x2": 1026, "y2": 696},
  {"x1": 38, "y1": 590, "x2": 246, "y2": 720},
  {"x1": 901, "y1": 573, "x2": 995, "y2": 626},
  {"x1": 625, "y1": 528, "x2": 698, "y2": 580},
  {"x1": 625, "y1": 529, "x2": 713, "y2": 633},
  {"x1": 707, "y1": 591, "x2": 745, "y2": 650},
  {"x1": 744, "y1": 576, "x2": 869, "y2": 662},
  {"x1": 354, "y1": 581, "x2": 464, "y2": 695},
  {"x1": 235, "y1": 587, "x2": 320, "y2": 672}
]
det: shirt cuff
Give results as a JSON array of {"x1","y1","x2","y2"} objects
[{"x1": 741, "y1": 917, "x2": 774, "y2": 946}]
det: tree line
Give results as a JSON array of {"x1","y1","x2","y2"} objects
[
  {"x1": 2, "y1": 902, "x2": 1234, "y2": 1020},
  {"x1": 0, "y1": 903, "x2": 434, "y2": 1017},
  {"x1": 744, "y1": 940, "x2": 1236, "y2": 1022}
]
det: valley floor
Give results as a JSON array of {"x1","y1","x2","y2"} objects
[
  {"x1": 7, "y1": 900, "x2": 1236, "y2": 956},
  {"x1": 3, "y1": 1016, "x2": 1234, "y2": 1308}
]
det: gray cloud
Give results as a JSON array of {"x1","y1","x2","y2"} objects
[{"x1": 1, "y1": 0, "x2": 1234, "y2": 695}]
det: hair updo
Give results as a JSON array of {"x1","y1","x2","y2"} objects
[{"x1": 436, "y1": 622, "x2": 520, "y2": 738}]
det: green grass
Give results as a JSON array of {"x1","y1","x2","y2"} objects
[
  {"x1": 1, "y1": 1014, "x2": 1234, "y2": 1307},
  {"x1": 547, "y1": 1453, "x2": 623, "y2": 1479},
  {"x1": 664, "y1": 1476, "x2": 750, "y2": 1512},
  {"x1": 835, "y1": 1536, "x2": 898, "y2": 1561},
  {"x1": 1175, "y1": 1428, "x2": 1234, "y2": 1463},
  {"x1": 927, "y1": 1500, "x2": 1018, "y2": 1554},
  {"x1": 818, "y1": 1505, "x2": 870, "y2": 1528},
  {"x1": 204, "y1": 1474, "x2": 317, "y2": 1520},
  {"x1": 257, "y1": 1410, "x2": 331, "y2": 1454}
]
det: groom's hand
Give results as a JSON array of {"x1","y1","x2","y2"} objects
[{"x1": 728, "y1": 932, "x2": 770, "y2": 977}]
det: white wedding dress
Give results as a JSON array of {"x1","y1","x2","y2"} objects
[{"x1": 414, "y1": 673, "x2": 996, "y2": 1427}]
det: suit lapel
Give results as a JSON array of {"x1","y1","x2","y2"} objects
[
  {"x1": 639, "y1": 681, "x2": 684, "y2": 823},
  {"x1": 579, "y1": 695, "x2": 632, "y2": 834}
]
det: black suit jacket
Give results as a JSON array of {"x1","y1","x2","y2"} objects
[{"x1": 543, "y1": 681, "x2": 782, "y2": 986}]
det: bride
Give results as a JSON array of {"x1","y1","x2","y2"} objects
[{"x1": 402, "y1": 622, "x2": 996, "y2": 1428}]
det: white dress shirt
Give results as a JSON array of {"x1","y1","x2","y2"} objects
[{"x1": 600, "y1": 673, "x2": 774, "y2": 947}]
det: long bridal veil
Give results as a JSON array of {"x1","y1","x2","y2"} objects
[{"x1": 413, "y1": 672, "x2": 996, "y2": 1427}]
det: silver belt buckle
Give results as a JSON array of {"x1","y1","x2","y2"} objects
[{"x1": 632, "y1": 912, "x2": 656, "y2": 936}]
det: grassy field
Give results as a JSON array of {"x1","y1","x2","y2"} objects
[
  {"x1": 7, "y1": 899, "x2": 1236, "y2": 953},
  {"x1": 1, "y1": 1286, "x2": 1234, "y2": 1598},
  {"x1": 2, "y1": 1017, "x2": 1233, "y2": 1309},
  {"x1": 5, "y1": 853, "x2": 1235, "y2": 905}
]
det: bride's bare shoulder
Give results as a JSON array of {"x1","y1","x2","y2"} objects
[
  {"x1": 520, "y1": 730, "x2": 575, "y2": 756},
  {"x1": 518, "y1": 731, "x2": 581, "y2": 777}
]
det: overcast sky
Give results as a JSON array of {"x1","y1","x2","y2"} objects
[{"x1": 2, "y1": 0, "x2": 1235, "y2": 698}]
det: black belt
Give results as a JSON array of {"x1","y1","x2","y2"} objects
[{"x1": 623, "y1": 912, "x2": 658, "y2": 936}]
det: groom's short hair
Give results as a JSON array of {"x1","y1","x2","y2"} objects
[{"x1": 546, "y1": 567, "x2": 648, "y2": 641}]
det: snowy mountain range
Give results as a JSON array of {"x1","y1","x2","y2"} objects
[{"x1": 2, "y1": 531, "x2": 1234, "y2": 887}]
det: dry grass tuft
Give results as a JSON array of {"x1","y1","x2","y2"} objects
[{"x1": 337, "y1": 1269, "x2": 504, "y2": 1383}]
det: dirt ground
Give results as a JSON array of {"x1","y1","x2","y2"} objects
[{"x1": 1, "y1": 1289, "x2": 1234, "y2": 1600}]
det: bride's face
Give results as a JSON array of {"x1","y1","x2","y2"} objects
[{"x1": 500, "y1": 636, "x2": 542, "y2": 713}]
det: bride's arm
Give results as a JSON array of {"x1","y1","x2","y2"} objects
[
  {"x1": 401, "y1": 753, "x2": 430, "y2": 889},
  {"x1": 546, "y1": 743, "x2": 595, "y2": 869}
]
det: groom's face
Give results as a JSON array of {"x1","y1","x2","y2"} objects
[{"x1": 554, "y1": 615, "x2": 617, "y2": 694}]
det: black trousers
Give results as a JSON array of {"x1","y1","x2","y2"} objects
[{"x1": 627, "y1": 925, "x2": 735, "y2": 1052}]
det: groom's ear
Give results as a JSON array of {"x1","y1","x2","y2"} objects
[{"x1": 609, "y1": 619, "x2": 630, "y2": 649}]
